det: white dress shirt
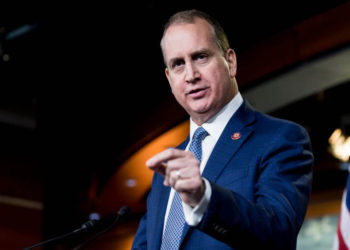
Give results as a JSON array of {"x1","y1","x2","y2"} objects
[{"x1": 163, "y1": 92, "x2": 244, "y2": 232}]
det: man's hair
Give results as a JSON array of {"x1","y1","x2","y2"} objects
[{"x1": 161, "y1": 9, "x2": 230, "y2": 59}]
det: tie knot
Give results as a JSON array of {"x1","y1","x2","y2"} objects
[
  {"x1": 189, "y1": 127, "x2": 208, "y2": 162},
  {"x1": 193, "y1": 127, "x2": 208, "y2": 142}
]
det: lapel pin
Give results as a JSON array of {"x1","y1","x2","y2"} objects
[{"x1": 231, "y1": 132, "x2": 241, "y2": 140}]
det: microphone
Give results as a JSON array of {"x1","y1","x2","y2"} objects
[
  {"x1": 74, "y1": 219, "x2": 100, "y2": 233},
  {"x1": 23, "y1": 219, "x2": 100, "y2": 250},
  {"x1": 72, "y1": 206, "x2": 130, "y2": 250},
  {"x1": 116, "y1": 205, "x2": 131, "y2": 218}
]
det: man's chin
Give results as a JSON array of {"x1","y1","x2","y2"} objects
[
  {"x1": 187, "y1": 100, "x2": 210, "y2": 113},
  {"x1": 186, "y1": 105, "x2": 216, "y2": 124},
  {"x1": 190, "y1": 105, "x2": 209, "y2": 115}
]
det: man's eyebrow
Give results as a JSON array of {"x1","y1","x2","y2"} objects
[
  {"x1": 168, "y1": 57, "x2": 183, "y2": 67},
  {"x1": 191, "y1": 49, "x2": 212, "y2": 57},
  {"x1": 167, "y1": 49, "x2": 212, "y2": 67}
]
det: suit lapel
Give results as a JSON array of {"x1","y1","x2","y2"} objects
[
  {"x1": 202, "y1": 100, "x2": 256, "y2": 182},
  {"x1": 149, "y1": 179, "x2": 170, "y2": 250}
]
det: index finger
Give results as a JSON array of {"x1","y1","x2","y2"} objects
[{"x1": 146, "y1": 148, "x2": 188, "y2": 168}]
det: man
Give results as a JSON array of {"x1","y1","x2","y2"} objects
[{"x1": 132, "y1": 9, "x2": 313, "y2": 250}]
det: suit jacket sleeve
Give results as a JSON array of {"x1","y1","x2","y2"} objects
[{"x1": 197, "y1": 121, "x2": 313, "y2": 250}]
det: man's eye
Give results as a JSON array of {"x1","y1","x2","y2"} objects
[
  {"x1": 195, "y1": 53, "x2": 208, "y2": 61},
  {"x1": 172, "y1": 60, "x2": 184, "y2": 68}
]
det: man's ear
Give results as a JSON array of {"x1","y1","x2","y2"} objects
[
  {"x1": 226, "y1": 49, "x2": 237, "y2": 78},
  {"x1": 165, "y1": 67, "x2": 170, "y2": 82}
]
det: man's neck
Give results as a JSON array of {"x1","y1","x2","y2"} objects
[{"x1": 191, "y1": 94, "x2": 238, "y2": 126}]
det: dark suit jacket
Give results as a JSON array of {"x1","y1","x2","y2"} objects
[{"x1": 132, "y1": 100, "x2": 313, "y2": 249}]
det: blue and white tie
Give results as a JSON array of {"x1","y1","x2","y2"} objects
[{"x1": 160, "y1": 127, "x2": 208, "y2": 250}]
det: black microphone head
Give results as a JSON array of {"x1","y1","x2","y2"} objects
[
  {"x1": 80, "y1": 219, "x2": 99, "y2": 232},
  {"x1": 117, "y1": 206, "x2": 130, "y2": 217}
]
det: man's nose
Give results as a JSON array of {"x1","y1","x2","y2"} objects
[{"x1": 185, "y1": 62, "x2": 200, "y2": 83}]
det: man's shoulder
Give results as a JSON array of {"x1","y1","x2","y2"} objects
[{"x1": 253, "y1": 110, "x2": 308, "y2": 136}]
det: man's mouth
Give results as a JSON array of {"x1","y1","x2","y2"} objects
[{"x1": 187, "y1": 87, "x2": 209, "y2": 98}]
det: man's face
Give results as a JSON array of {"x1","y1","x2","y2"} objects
[{"x1": 162, "y1": 18, "x2": 237, "y2": 124}]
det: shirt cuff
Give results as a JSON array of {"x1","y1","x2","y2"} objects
[{"x1": 182, "y1": 178, "x2": 212, "y2": 226}]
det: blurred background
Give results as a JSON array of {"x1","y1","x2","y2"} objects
[{"x1": 0, "y1": 0, "x2": 349, "y2": 249}]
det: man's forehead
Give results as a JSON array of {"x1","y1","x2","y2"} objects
[
  {"x1": 164, "y1": 18, "x2": 213, "y2": 38},
  {"x1": 162, "y1": 20, "x2": 215, "y2": 55}
]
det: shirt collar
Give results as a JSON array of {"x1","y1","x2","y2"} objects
[{"x1": 190, "y1": 92, "x2": 243, "y2": 141}]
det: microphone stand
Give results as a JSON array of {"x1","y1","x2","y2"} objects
[{"x1": 23, "y1": 220, "x2": 99, "y2": 250}]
